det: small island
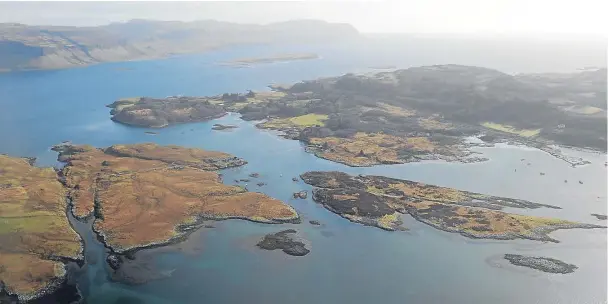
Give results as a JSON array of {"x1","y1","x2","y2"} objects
[
  {"x1": 221, "y1": 53, "x2": 319, "y2": 67},
  {"x1": 300, "y1": 171, "x2": 605, "y2": 240},
  {"x1": 257, "y1": 229, "x2": 310, "y2": 256},
  {"x1": 503, "y1": 254, "x2": 578, "y2": 274},
  {"x1": 212, "y1": 123, "x2": 238, "y2": 131}
]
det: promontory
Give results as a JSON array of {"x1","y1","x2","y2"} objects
[
  {"x1": 52, "y1": 143, "x2": 299, "y2": 252},
  {"x1": 300, "y1": 171, "x2": 605, "y2": 241}
]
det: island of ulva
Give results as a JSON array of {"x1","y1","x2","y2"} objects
[
  {"x1": 108, "y1": 65, "x2": 606, "y2": 167},
  {"x1": 2, "y1": 65, "x2": 606, "y2": 301}
]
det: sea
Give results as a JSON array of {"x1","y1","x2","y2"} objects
[{"x1": 0, "y1": 36, "x2": 606, "y2": 304}]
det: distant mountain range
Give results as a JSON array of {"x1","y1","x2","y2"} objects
[{"x1": 0, "y1": 19, "x2": 359, "y2": 71}]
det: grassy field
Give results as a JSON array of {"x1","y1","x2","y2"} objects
[
  {"x1": 262, "y1": 113, "x2": 328, "y2": 129},
  {"x1": 110, "y1": 97, "x2": 141, "y2": 112},
  {"x1": 290, "y1": 113, "x2": 328, "y2": 126},
  {"x1": 481, "y1": 122, "x2": 541, "y2": 137}
]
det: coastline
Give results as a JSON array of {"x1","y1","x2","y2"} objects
[
  {"x1": 0, "y1": 42, "x2": 605, "y2": 304},
  {"x1": 0, "y1": 44, "x2": 228, "y2": 74},
  {"x1": 475, "y1": 135, "x2": 598, "y2": 167},
  {"x1": 409, "y1": 213, "x2": 606, "y2": 243},
  {"x1": 249, "y1": 113, "x2": 599, "y2": 169}
]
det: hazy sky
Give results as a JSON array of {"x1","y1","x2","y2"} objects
[{"x1": 0, "y1": 0, "x2": 606, "y2": 36}]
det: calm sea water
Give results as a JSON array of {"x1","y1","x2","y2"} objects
[{"x1": 0, "y1": 39, "x2": 606, "y2": 304}]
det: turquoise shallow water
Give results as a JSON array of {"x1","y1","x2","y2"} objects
[{"x1": 0, "y1": 42, "x2": 606, "y2": 304}]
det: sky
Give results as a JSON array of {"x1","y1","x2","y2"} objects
[{"x1": 0, "y1": 0, "x2": 606, "y2": 36}]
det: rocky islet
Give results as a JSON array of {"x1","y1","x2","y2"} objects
[
  {"x1": 256, "y1": 229, "x2": 310, "y2": 256},
  {"x1": 503, "y1": 254, "x2": 578, "y2": 274}
]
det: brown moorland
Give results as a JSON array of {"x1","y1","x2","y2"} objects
[
  {"x1": 0, "y1": 155, "x2": 81, "y2": 301},
  {"x1": 305, "y1": 132, "x2": 471, "y2": 166},
  {"x1": 54, "y1": 143, "x2": 298, "y2": 252}
]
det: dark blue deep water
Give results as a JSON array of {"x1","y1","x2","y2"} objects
[{"x1": 0, "y1": 39, "x2": 606, "y2": 304}]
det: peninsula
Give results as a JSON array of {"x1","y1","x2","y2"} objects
[
  {"x1": 221, "y1": 53, "x2": 319, "y2": 67},
  {"x1": 107, "y1": 97, "x2": 226, "y2": 128},
  {"x1": 53, "y1": 143, "x2": 299, "y2": 252},
  {"x1": 0, "y1": 20, "x2": 358, "y2": 71},
  {"x1": 0, "y1": 143, "x2": 299, "y2": 301},
  {"x1": 300, "y1": 171, "x2": 605, "y2": 240}
]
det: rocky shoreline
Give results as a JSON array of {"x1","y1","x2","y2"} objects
[
  {"x1": 261, "y1": 119, "x2": 599, "y2": 169},
  {"x1": 251, "y1": 118, "x2": 595, "y2": 168},
  {"x1": 248, "y1": 117, "x2": 596, "y2": 168},
  {"x1": 3, "y1": 279, "x2": 82, "y2": 304},
  {"x1": 80, "y1": 178, "x2": 299, "y2": 254},
  {"x1": 1, "y1": 257, "x2": 84, "y2": 303}
]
